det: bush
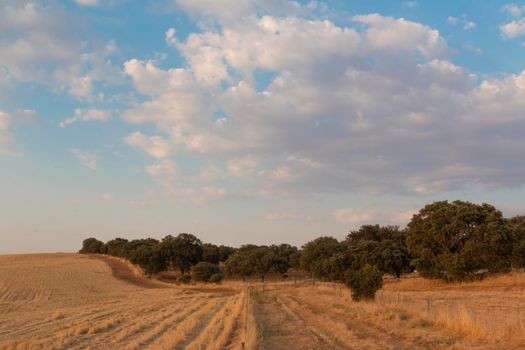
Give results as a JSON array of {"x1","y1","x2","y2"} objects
[
  {"x1": 79, "y1": 238, "x2": 105, "y2": 254},
  {"x1": 345, "y1": 264, "x2": 383, "y2": 301},
  {"x1": 209, "y1": 273, "x2": 224, "y2": 284},
  {"x1": 178, "y1": 274, "x2": 192, "y2": 284},
  {"x1": 191, "y1": 262, "x2": 221, "y2": 282}
]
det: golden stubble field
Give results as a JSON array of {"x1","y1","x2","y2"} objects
[{"x1": 1, "y1": 253, "x2": 525, "y2": 349}]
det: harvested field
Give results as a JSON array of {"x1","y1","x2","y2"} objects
[
  {"x1": 0, "y1": 254, "x2": 245, "y2": 350},
  {"x1": 1, "y1": 254, "x2": 525, "y2": 349}
]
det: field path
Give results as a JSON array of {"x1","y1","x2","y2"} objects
[
  {"x1": 253, "y1": 284, "x2": 500, "y2": 350},
  {"x1": 254, "y1": 289, "x2": 337, "y2": 349}
]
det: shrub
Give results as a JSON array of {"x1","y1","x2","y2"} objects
[
  {"x1": 79, "y1": 238, "x2": 105, "y2": 254},
  {"x1": 178, "y1": 274, "x2": 192, "y2": 284},
  {"x1": 191, "y1": 262, "x2": 221, "y2": 282},
  {"x1": 345, "y1": 264, "x2": 383, "y2": 301},
  {"x1": 209, "y1": 273, "x2": 224, "y2": 284}
]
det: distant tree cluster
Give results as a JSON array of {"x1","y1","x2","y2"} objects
[
  {"x1": 79, "y1": 233, "x2": 235, "y2": 279},
  {"x1": 299, "y1": 225, "x2": 411, "y2": 300},
  {"x1": 80, "y1": 200, "x2": 525, "y2": 301},
  {"x1": 224, "y1": 244, "x2": 300, "y2": 282},
  {"x1": 298, "y1": 200, "x2": 525, "y2": 300}
]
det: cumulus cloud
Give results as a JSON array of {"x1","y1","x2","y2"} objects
[
  {"x1": 447, "y1": 15, "x2": 476, "y2": 30},
  {"x1": 144, "y1": 159, "x2": 228, "y2": 203},
  {"x1": 500, "y1": 3, "x2": 525, "y2": 38},
  {"x1": 125, "y1": 132, "x2": 174, "y2": 159},
  {"x1": 70, "y1": 148, "x2": 98, "y2": 170},
  {"x1": 0, "y1": 1, "x2": 121, "y2": 99},
  {"x1": 120, "y1": 5, "x2": 525, "y2": 199},
  {"x1": 145, "y1": 159, "x2": 180, "y2": 178},
  {"x1": 59, "y1": 108, "x2": 112, "y2": 128},
  {"x1": 501, "y1": 18, "x2": 525, "y2": 38}
]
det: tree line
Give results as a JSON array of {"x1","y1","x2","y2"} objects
[{"x1": 80, "y1": 200, "x2": 525, "y2": 301}]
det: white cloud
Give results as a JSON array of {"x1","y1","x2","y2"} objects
[
  {"x1": 228, "y1": 157, "x2": 258, "y2": 177},
  {"x1": 503, "y1": 4, "x2": 525, "y2": 17},
  {"x1": 145, "y1": 159, "x2": 181, "y2": 178},
  {"x1": 447, "y1": 15, "x2": 476, "y2": 30},
  {"x1": 125, "y1": 132, "x2": 174, "y2": 159},
  {"x1": 165, "y1": 28, "x2": 177, "y2": 46},
  {"x1": 123, "y1": 59, "x2": 171, "y2": 95},
  {"x1": 464, "y1": 21, "x2": 476, "y2": 30},
  {"x1": 121, "y1": 8, "x2": 525, "y2": 198},
  {"x1": 59, "y1": 108, "x2": 112, "y2": 128},
  {"x1": 70, "y1": 148, "x2": 98, "y2": 170},
  {"x1": 501, "y1": 18, "x2": 525, "y2": 38},
  {"x1": 75, "y1": 0, "x2": 99, "y2": 6},
  {"x1": 447, "y1": 16, "x2": 459, "y2": 25},
  {"x1": 353, "y1": 14, "x2": 447, "y2": 58},
  {"x1": 332, "y1": 208, "x2": 376, "y2": 225},
  {"x1": 0, "y1": 1, "x2": 121, "y2": 100}
]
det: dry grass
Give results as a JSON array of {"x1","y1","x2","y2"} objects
[
  {"x1": 377, "y1": 272, "x2": 525, "y2": 345},
  {"x1": 0, "y1": 254, "x2": 243, "y2": 350},
  {"x1": 2, "y1": 253, "x2": 525, "y2": 349}
]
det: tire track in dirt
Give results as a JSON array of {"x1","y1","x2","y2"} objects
[
  {"x1": 283, "y1": 290, "x2": 435, "y2": 350},
  {"x1": 254, "y1": 289, "x2": 333, "y2": 350}
]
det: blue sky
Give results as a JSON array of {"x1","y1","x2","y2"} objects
[{"x1": 2, "y1": 0, "x2": 525, "y2": 253}]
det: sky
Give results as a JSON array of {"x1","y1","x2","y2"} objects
[{"x1": 1, "y1": 0, "x2": 525, "y2": 253}]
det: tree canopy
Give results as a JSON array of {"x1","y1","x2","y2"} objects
[{"x1": 406, "y1": 200, "x2": 512, "y2": 281}]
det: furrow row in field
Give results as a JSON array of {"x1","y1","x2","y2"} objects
[
  {"x1": 184, "y1": 291, "x2": 245, "y2": 350},
  {"x1": 122, "y1": 297, "x2": 215, "y2": 350},
  {"x1": 0, "y1": 300, "x2": 134, "y2": 340},
  {"x1": 151, "y1": 296, "x2": 228, "y2": 350},
  {"x1": 1, "y1": 290, "x2": 196, "y2": 340},
  {"x1": 2, "y1": 295, "x2": 183, "y2": 349},
  {"x1": 67, "y1": 297, "x2": 202, "y2": 349}
]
